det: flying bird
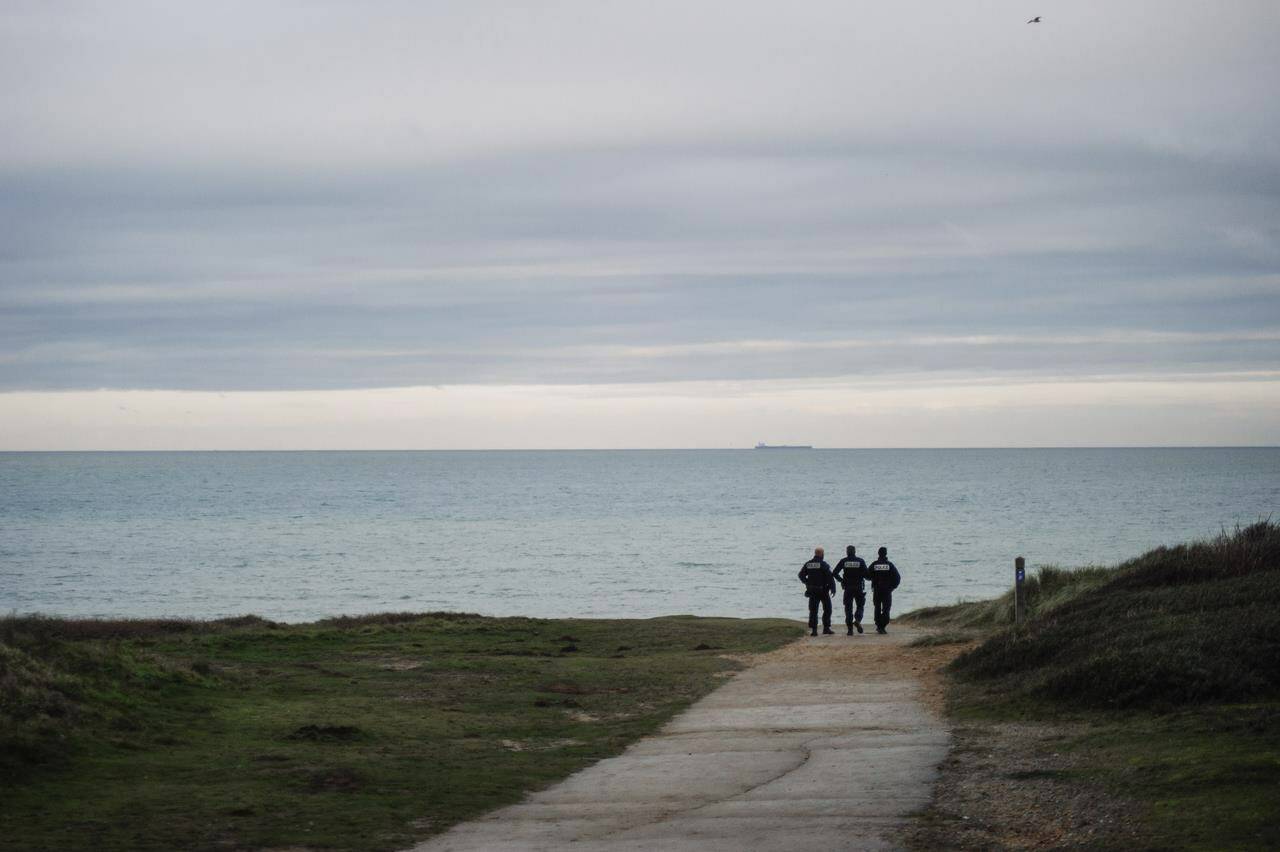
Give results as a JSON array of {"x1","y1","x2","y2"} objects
[{"x1": 1027, "y1": 16, "x2": 1041, "y2": 23}]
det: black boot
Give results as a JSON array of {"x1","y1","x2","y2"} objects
[
  {"x1": 810, "y1": 629, "x2": 817, "y2": 636},
  {"x1": 846, "y1": 626, "x2": 853, "y2": 636},
  {"x1": 855, "y1": 622, "x2": 864, "y2": 634},
  {"x1": 822, "y1": 627, "x2": 834, "y2": 635}
]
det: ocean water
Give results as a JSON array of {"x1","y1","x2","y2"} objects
[{"x1": 2, "y1": 449, "x2": 1277, "y2": 622}]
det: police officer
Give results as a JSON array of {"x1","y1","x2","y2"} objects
[
  {"x1": 797, "y1": 547, "x2": 836, "y2": 636},
  {"x1": 832, "y1": 545, "x2": 868, "y2": 635},
  {"x1": 868, "y1": 546, "x2": 902, "y2": 634}
]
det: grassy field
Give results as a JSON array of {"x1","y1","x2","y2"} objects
[
  {"x1": 0, "y1": 612, "x2": 799, "y2": 851},
  {"x1": 904, "y1": 522, "x2": 1280, "y2": 850}
]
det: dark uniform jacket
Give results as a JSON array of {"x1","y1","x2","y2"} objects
[
  {"x1": 867, "y1": 557, "x2": 901, "y2": 592},
  {"x1": 833, "y1": 556, "x2": 868, "y2": 592},
  {"x1": 798, "y1": 559, "x2": 836, "y2": 597}
]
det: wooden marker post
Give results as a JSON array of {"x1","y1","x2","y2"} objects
[{"x1": 1014, "y1": 556, "x2": 1027, "y2": 625}]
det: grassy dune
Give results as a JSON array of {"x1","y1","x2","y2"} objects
[
  {"x1": 905, "y1": 522, "x2": 1280, "y2": 850},
  {"x1": 0, "y1": 613, "x2": 798, "y2": 851}
]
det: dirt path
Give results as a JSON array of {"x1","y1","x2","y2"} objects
[{"x1": 410, "y1": 625, "x2": 951, "y2": 851}]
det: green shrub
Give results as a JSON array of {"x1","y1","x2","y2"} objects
[{"x1": 950, "y1": 523, "x2": 1280, "y2": 710}]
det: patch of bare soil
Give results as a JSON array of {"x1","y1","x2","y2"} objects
[
  {"x1": 904, "y1": 719, "x2": 1146, "y2": 850},
  {"x1": 893, "y1": 631, "x2": 1147, "y2": 851},
  {"x1": 715, "y1": 651, "x2": 762, "y2": 667},
  {"x1": 752, "y1": 623, "x2": 972, "y2": 693},
  {"x1": 902, "y1": 640, "x2": 975, "y2": 718},
  {"x1": 499, "y1": 738, "x2": 583, "y2": 752},
  {"x1": 375, "y1": 658, "x2": 424, "y2": 671}
]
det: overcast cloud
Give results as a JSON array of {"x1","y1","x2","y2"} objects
[{"x1": 1, "y1": 1, "x2": 1278, "y2": 446}]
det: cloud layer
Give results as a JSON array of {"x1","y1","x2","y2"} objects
[{"x1": 1, "y1": 1, "x2": 1278, "y2": 444}]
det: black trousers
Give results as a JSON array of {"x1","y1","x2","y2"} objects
[
  {"x1": 873, "y1": 588, "x2": 893, "y2": 629},
  {"x1": 843, "y1": 588, "x2": 866, "y2": 626},
  {"x1": 807, "y1": 593, "x2": 832, "y2": 632}
]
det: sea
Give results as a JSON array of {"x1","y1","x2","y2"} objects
[{"x1": 2, "y1": 449, "x2": 1277, "y2": 622}]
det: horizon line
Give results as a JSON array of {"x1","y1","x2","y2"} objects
[{"x1": 2, "y1": 445, "x2": 1278, "y2": 453}]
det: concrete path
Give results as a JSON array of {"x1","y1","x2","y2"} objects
[{"x1": 410, "y1": 626, "x2": 948, "y2": 852}]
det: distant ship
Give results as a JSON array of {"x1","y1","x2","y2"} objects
[{"x1": 754, "y1": 442, "x2": 813, "y2": 449}]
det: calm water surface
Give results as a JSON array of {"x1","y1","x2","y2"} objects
[{"x1": 2, "y1": 449, "x2": 1277, "y2": 621}]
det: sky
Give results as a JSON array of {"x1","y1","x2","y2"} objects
[{"x1": 1, "y1": 0, "x2": 1278, "y2": 449}]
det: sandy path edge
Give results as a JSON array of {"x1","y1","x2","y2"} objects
[{"x1": 408, "y1": 624, "x2": 951, "y2": 852}]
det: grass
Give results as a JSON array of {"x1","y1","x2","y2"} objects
[
  {"x1": 1067, "y1": 706, "x2": 1280, "y2": 851},
  {"x1": 905, "y1": 630, "x2": 976, "y2": 648},
  {"x1": 902, "y1": 563, "x2": 1115, "y2": 631},
  {"x1": 0, "y1": 612, "x2": 799, "y2": 851},
  {"x1": 903, "y1": 522, "x2": 1280, "y2": 849}
]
